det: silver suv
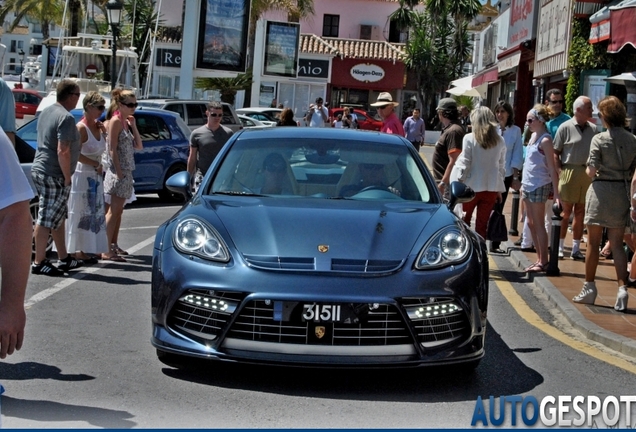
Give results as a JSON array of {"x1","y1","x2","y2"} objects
[{"x1": 136, "y1": 99, "x2": 242, "y2": 132}]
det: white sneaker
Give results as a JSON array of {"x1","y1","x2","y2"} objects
[
  {"x1": 558, "y1": 249, "x2": 564, "y2": 259},
  {"x1": 615, "y1": 286, "x2": 629, "y2": 312},
  {"x1": 573, "y1": 282, "x2": 597, "y2": 305}
]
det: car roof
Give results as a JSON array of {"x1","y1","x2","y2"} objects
[
  {"x1": 233, "y1": 125, "x2": 407, "y2": 145},
  {"x1": 237, "y1": 107, "x2": 281, "y2": 112},
  {"x1": 12, "y1": 88, "x2": 42, "y2": 95}
]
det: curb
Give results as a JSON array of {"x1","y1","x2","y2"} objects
[{"x1": 505, "y1": 240, "x2": 636, "y2": 359}]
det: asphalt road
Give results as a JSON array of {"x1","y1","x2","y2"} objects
[{"x1": 1, "y1": 193, "x2": 635, "y2": 428}]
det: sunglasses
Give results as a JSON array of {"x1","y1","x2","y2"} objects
[
  {"x1": 121, "y1": 102, "x2": 138, "y2": 108},
  {"x1": 208, "y1": 113, "x2": 223, "y2": 117},
  {"x1": 265, "y1": 164, "x2": 286, "y2": 173},
  {"x1": 93, "y1": 105, "x2": 106, "y2": 111},
  {"x1": 526, "y1": 118, "x2": 535, "y2": 124},
  {"x1": 361, "y1": 163, "x2": 384, "y2": 171},
  {"x1": 377, "y1": 105, "x2": 390, "y2": 110},
  {"x1": 549, "y1": 100, "x2": 564, "y2": 104}
]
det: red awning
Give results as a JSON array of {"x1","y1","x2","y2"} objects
[
  {"x1": 471, "y1": 67, "x2": 499, "y2": 87},
  {"x1": 608, "y1": 6, "x2": 636, "y2": 52}
]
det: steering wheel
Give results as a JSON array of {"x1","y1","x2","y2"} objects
[{"x1": 358, "y1": 185, "x2": 387, "y2": 193}]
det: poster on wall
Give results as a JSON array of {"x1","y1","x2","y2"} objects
[
  {"x1": 197, "y1": 0, "x2": 250, "y2": 72},
  {"x1": 263, "y1": 21, "x2": 300, "y2": 78},
  {"x1": 580, "y1": 69, "x2": 611, "y2": 129}
]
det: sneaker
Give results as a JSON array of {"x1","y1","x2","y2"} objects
[
  {"x1": 31, "y1": 259, "x2": 64, "y2": 277},
  {"x1": 573, "y1": 281, "x2": 597, "y2": 304},
  {"x1": 558, "y1": 249, "x2": 564, "y2": 259},
  {"x1": 514, "y1": 238, "x2": 523, "y2": 246},
  {"x1": 571, "y1": 250, "x2": 585, "y2": 261},
  {"x1": 57, "y1": 256, "x2": 84, "y2": 272}
]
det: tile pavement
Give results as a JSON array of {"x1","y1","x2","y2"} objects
[{"x1": 499, "y1": 193, "x2": 636, "y2": 358}]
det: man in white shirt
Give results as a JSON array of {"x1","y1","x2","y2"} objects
[{"x1": 305, "y1": 97, "x2": 328, "y2": 127}]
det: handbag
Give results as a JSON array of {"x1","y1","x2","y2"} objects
[{"x1": 487, "y1": 202, "x2": 508, "y2": 242}]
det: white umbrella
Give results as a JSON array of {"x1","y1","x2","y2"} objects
[
  {"x1": 446, "y1": 82, "x2": 488, "y2": 98},
  {"x1": 604, "y1": 72, "x2": 636, "y2": 85}
]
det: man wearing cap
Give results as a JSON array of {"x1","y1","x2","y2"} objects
[
  {"x1": 432, "y1": 98, "x2": 465, "y2": 197},
  {"x1": 371, "y1": 92, "x2": 405, "y2": 136},
  {"x1": 305, "y1": 97, "x2": 329, "y2": 127}
]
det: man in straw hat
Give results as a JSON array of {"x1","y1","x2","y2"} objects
[{"x1": 370, "y1": 92, "x2": 404, "y2": 136}]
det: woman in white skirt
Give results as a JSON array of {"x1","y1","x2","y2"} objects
[{"x1": 66, "y1": 92, "x2": 109, "y2": 263}]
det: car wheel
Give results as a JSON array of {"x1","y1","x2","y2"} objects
[
  {"x1": 30, "y1": 198, "x2": 53, "y2": 256},
  {"x1": 158, "y1": 165, "x2": 186, "y2": 203}
]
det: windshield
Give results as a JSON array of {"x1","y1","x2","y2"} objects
[{"x1": 209, "y1": 138, "x2": 434, "y2": 202}]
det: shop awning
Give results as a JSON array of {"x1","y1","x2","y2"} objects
[
  {"x1": 471, "y1": 66, "x2": 499, "y2": 87},
  {"x1": 608, "y1": 1, "x2": 636, "y2": 52},
  {"x1": 498, "y1": 52, "x2": 521, "y2": 74}
]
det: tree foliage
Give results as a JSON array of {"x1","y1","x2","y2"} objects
[
  {"x1": 0, "y1": 0, "x2": 65, "y2": 41},
  {"x1": 194, "y1": 70, "x2": 253, "y2": 105},
  {"x1": 399, "y1": 0, "x2": 480, "y2": 120}
]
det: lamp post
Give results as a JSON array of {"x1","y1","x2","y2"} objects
[
  {"x1": 18, "y1": 49, "x2": 25, "y2": 89},
  {"x1": 106, "y1": 0, "x2": 123, "y2": 90}
]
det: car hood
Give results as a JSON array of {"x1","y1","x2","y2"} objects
[{"x1": 201, "y1": 197, "x2": 446, "y2": 260}]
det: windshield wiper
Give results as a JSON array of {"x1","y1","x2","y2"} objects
[{"x1": 213, "y1": 191, "x2": 265, "y2": 197}]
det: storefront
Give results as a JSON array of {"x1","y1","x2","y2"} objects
[{"x1": 329, "y1": 56, "x2": 405, "y2": 114}]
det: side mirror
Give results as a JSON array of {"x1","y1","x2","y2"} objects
[
  {"x1": 166, "y1": 171, "x2": 193, "y2": 201},
  {"x1": 447, "y1": 181, "x2": 475, "y2": 209}
]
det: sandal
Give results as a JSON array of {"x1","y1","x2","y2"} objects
[
  {"x1": 600, "y1": 250, "x2": 612, "y2": 260},
  {"x1": 102, "y1": 255, "x2": 127, "y2": 262},
  {"x1": 525, "y1": 262, "x2": 546, "y2": 273},
  {"x1": 112, "y1": 244, "x2": 129, "y2": 256}
]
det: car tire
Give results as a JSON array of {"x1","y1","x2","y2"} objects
[
  {"x1": 30, "y1": 198, "x2": 53, "y2": 256},
  {"x1": 158, "y1": 164, "x2": 186, "y2": 203}
]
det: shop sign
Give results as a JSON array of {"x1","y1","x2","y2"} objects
[
  {"x1": 155, "y1": 49, "x2": 182, "y2": 68},
  {"x1": 350, "y1": 63, "x2": 385, "y2": 83},
  {"x1": 298, "y1": 59, "x2": 329, "y2": 78},
  {"x1": 536, "y1": 0, "x2": 573, "y2": 61},
  {"x1": 508, "y1": 0, "x2": 536, "y2": 46}
]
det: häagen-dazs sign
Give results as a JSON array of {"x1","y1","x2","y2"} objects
[{"x1": 350, "y1": 63, "x2": 385, "y2": 82}]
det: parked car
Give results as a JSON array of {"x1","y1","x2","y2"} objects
[
  {"x1": 12, "y1": 88, "x2": 43, "y2": 119},
  {"x1": 17, "y1": 107, "x2": 192, "y2": 201},
  {"x1": 236, "y1": 107, "x2": 281, "y2": 126},
  {"x1": 329, "y1": 107, "x2": 383, "y2": 131},
  {"x1": 136, "y1": 99, "x2": 242, "y2": 133},
  {"x1": 238, "y1": 114, "x2": 273, "y2": 129},
  {"x1": 151, "y1": 127, "x2": 486, "y2": 370}
]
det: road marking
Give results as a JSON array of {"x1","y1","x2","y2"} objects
[
  {"x1": 490, "y1": 256, "x2": 636, "y2": 375},
  {"x1": 25, "y1": 235, "x2": 156, "y2": 309}
]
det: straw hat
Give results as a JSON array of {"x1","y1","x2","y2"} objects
[{"x1": 370, "y1": 92, "x2": 400, "y2": 107}]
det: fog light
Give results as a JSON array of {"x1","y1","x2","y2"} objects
[{"x1": 405, "y1": 302, "x2": 461, "y2": 320}]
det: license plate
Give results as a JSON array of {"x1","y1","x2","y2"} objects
[{"x1": 302, "y1": 303, "x2": 342, "y2": 322}]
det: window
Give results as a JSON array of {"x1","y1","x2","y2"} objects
[
  {"x1": 135, "y1": 114, "x2": 171, "y2": 141},
  {"x1": 186, "y1": 103, "x2": 207, "y2": 127},
  {"x1": 322, "y1": 15, "x2": 339, "y2": 37}
]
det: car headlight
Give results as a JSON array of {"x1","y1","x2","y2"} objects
[
  {"x1": 173, "y1": 217, "x2": 230, "y2": 262},
  {"x1": 415, "y1": 225, "x2": 470, "y2": 269}
]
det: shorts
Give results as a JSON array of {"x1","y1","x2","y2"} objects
[
  {"x1": 31, "y1": 171, "x2": 70, "y2": 230},
  {"x1": 522, "y1": 183, "x2": 552, "y2": 203},
  {"x1": 558, "y1": 166, "x2": 591, "y2": 204}
]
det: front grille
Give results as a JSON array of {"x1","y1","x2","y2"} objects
[
  {"x1": 227, "y1": 301, "x2": 412, "y2": 346},
  {"x1": 331, "y1": 258, "x2": 403, "y2": 272},
  {"x1": 242, "y1": 255, "x2": 403, "y2": 273},
  {"x1": 167, "y1": 289, "x2": 245, "y2": 340},
  {"x1": 401, "y1": 297, "x2": 469, "y2": 348}
]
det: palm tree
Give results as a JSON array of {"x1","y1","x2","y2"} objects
[
  {"x1": 194, "y1": 70, "x2": 253, "y2": 105},
  {"x1": 0, "y1": 0, "x2": 65, "y2": 41}
]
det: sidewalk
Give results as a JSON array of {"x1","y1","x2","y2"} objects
[{"x1": 499, "y1": 194, "x2": 636, "y2": 358}]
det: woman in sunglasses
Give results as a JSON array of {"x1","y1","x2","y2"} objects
[
  {"x1": 66, "y1": 91, "x2": 109, "y2": 264},
  {"x1": 520, "y1": 104, "x2": 561, "y2": 273},
  {"x1": 102, "y1": 88, "x2": 142, "y2": 261}
]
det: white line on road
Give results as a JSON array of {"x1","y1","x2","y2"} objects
[{"x1": 24, "y1": 235, "x2": 156, "y2": 309}]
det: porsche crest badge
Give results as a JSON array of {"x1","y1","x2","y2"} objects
[
  {"x1": 318, "y1": 245, "x2": 329, "y2": 253},
  {"x1": 315, "y1": 326, "x2": 326, "y2": 339}
]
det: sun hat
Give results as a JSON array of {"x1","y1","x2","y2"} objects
[{"x1": 370, "y1": 92, "x2": 400, "y2": 107}]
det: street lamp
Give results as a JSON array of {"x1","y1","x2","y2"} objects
[
  {"x1": 106, "y1": 0, "x2": 123, "y2": 90},
  {"x1": 18, "y1": 49, "x2": 25, "y2": 89}
]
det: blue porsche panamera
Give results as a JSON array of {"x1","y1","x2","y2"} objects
[{"x1": 151, "y1": 127, "x2": 488, "y2": 369}]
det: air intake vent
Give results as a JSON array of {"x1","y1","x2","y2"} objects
[
  {"x1": 243, "y1": 255, "x2": 315, "y2": 270},
  {"x1": 331, "y1": 258, "x2": 403, "y2": 273},
  {"x1": 401, "y1": 297, "x2": 469, "y2": 348}
]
